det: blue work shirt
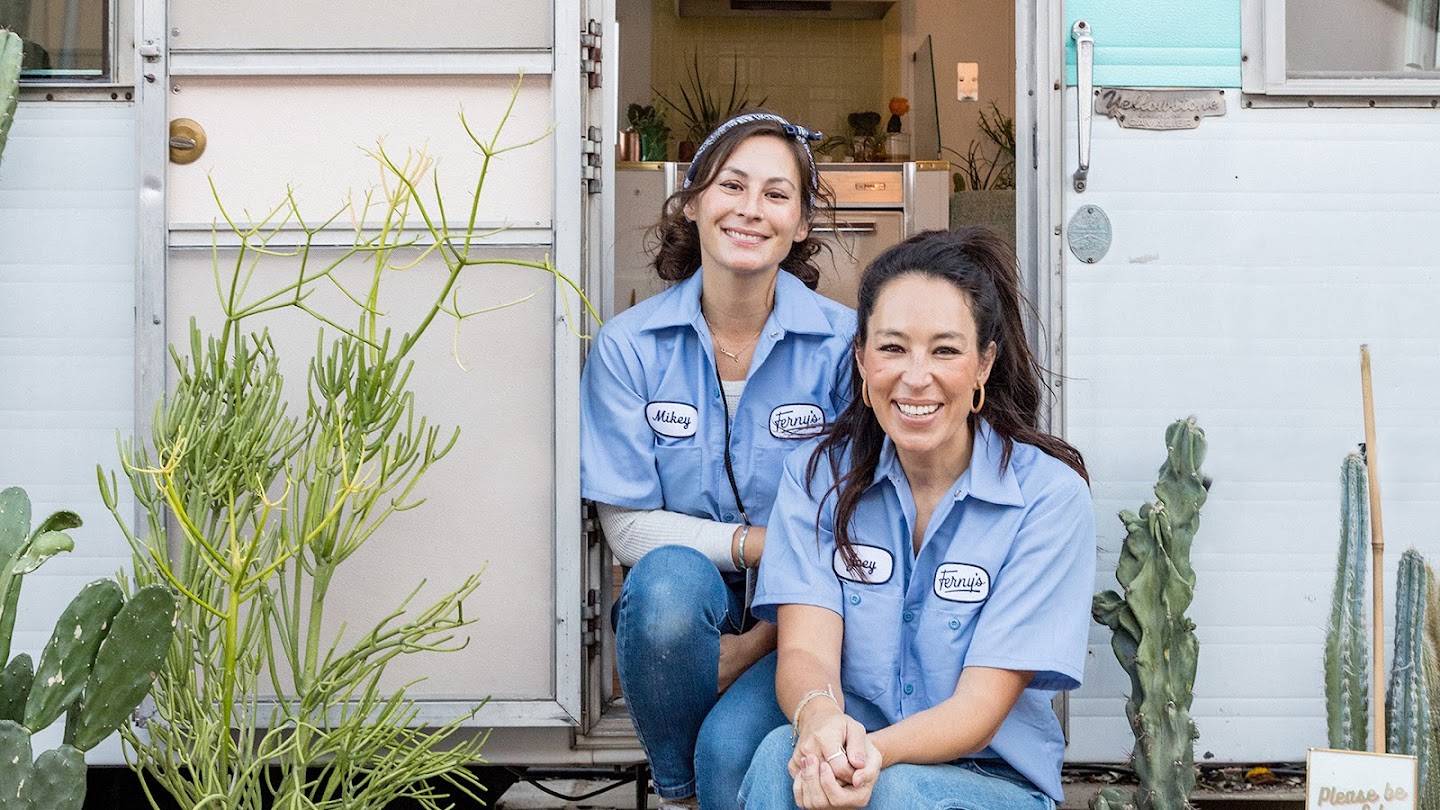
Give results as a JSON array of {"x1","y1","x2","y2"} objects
[
  {"x1": 754, "y1": 421, "x2": 1096, "y2": 802},
  {"x1": 580, "y1": 269, "x2": 856, "y2": 528}
]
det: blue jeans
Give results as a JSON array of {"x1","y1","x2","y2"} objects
[
  {"x1": 615, "y1": 545, "x2": 787, "y2": 808},
  {"x1": 739, "y1": 726, "x2": 1056, "y2": 810}
]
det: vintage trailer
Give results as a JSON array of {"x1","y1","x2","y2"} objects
[{"x1": 1, "y1": 0, "x2": 1438, "y2": 790}]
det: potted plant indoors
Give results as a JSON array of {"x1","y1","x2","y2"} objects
[
  {"x1": 948, "y1": 102, "x2": 1016, "y2": 241},
  {"x1": 654, "y1": 52, "x2": 765, "y2": 160},
  {"x1": 627, "y1": 101, "x2": 670, "y2": 162},
  {"x1": 846, "y1": 111, "x2": 882, "y2": 162}
]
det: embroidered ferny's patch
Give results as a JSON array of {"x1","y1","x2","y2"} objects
[
  {"x1": 646, "y1": 402, "x2": 698, "y2": 438},
  {"x1": 769, "y1": 403, "x2": 824, "y2": 439},
  {"x1": 933, "y1": 562, "x2": 991, "y2": 603}
]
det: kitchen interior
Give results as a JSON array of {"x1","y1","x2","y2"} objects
[{"x1": 610, "y1": 0, "x2": 1017, "y2": 313}]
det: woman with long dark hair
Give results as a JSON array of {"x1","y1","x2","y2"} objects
[
  {"x1": 579, "y1": 112, "x2": 856, "y2": 809},
  {"x1": 739, "y1": 227, "x2": 1094, "y2": 809}
]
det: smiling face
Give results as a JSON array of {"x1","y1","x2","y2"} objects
[
  {"x1": 681, "y1": 134, "x2": 809, "y2": 281},
  {"x1": 858, "y1": 273, "x2": 997, "y2": 476}
]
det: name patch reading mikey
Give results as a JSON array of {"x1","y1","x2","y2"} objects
[
  {"x1": 933, "y1": 562, "x2": 990, "y2": 603},
  {"x1": 832, "y1": 544, "x2": 894, "y2": 585},
  {"x1": 646, "y1": 402, "x2": 698, "y2": 438},
  {"x1": 769, "y1": 403, "x2": 824, "y2": 439}
]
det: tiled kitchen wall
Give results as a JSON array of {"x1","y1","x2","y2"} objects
[{"x1": 648, "y1": 0, "x2": 892, "y2": 155}]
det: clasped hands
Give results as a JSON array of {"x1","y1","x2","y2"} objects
[{"x1": 789, "y1": 707, "x2": 883, "y2": 809}]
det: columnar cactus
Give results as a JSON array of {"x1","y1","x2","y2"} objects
[
  {"x1": 0, "y1": 486, "x2": 177, "y2": 809},
  {"x1": 0, "y1": 30, "x2": 21, "y2": 168},
  {"x1": 1325, "y1": 452, "x2": 1370, "y2": 750},
  {"x1": 1387, "y1": 549, "x2": 1440, "y2": 810},
  {"x1": 1091, "y1": 418, "x2": 1208, "y2": 810}
]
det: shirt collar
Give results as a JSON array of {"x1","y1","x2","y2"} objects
[
  {"x1": 639, "y1": 268, "x2": 837, "y2": 337},
  {"x1": 871, "y1": 419, "x2": 1026, "y2": 507}
]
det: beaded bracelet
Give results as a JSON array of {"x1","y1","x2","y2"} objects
[{"x1": 790, "y1": 684, "x2": 838, "y2": 739}]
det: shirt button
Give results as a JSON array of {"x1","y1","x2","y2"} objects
[
  {"x1": 849, "y1": 593, "x2": 861, "y2": 605},
  {"x1": 903, "y1": 684, "x2": 914, "y2": 696},
  {"x1": 948, "y1": 618, "x2": 961, "y2": 630},
  {"x1": 902, "y1": 610, "x2": 914, "y2": 623},
  {"x1": 723, "y1": 513, "x2": 734, "y2": 521}
]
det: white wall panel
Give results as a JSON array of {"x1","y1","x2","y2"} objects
[
  {"x1": 166, "y1": 76, "x2": 555, "y2": 231},
  {"x1": 166, "y1": 248, "x2": 561, "y2": 700},
  {"x1": 0, "y1": 103, "x2": 137, "y2": 669},
  {"x1": 1063, "y1": 98, "x2": 1440, "y2": 762}
]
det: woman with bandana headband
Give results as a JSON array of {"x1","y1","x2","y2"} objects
[{"x1": 580, "y1": 112, "x2": 857, "y2": 808}]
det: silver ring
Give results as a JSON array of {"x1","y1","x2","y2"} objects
[{"x1": 826, "y1": 749, "x2": 847, "y2": 763}]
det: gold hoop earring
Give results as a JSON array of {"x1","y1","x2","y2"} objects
[
  {"x1": 861, "y1": 380, "x2": 872, "y2": 409},
  {"x1": 971, "y1": 383, "x2": 985, "y2": 414}
]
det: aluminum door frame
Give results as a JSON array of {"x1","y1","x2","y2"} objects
[
  {"x1": 133, "y1": 0, "x2": 593, "y2": 730},
  {"x1": 1016, "y1": 0, "x2": 1071, "y2": 737},
  {"x1": 1017, "y1": 0, "x2": 1067, "y2": 438}
]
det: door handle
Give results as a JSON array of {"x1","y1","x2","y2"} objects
[
  {"x1": 1071, "y1": 19, "x2": 1093, "y2": 193},
  {"x1": 812, "y1": 221, "x2": 878, "y2": 235}
]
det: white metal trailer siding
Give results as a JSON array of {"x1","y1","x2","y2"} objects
[
  {"x1": 1062, "y1": 101, "x2": 1440, "y2": 761},
  {"x1": 0, "y1": 103, "x2": 137, "y2": 758}
]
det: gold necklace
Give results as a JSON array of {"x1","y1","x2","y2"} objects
[{"x1": 707, "y1": 322, "x2": 764, "y2": 364}]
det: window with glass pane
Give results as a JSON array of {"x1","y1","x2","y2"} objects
[
  {"x1": 0, "y1": 0, "x2": 110, "y2": 80},
  {"x1": 1286, "y1": 0, "x2": 1439, "y2": 77}
]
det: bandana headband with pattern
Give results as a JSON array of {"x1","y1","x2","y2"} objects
[{"x1": 682, "y1": 112, "x2": 824, "y2": 210}]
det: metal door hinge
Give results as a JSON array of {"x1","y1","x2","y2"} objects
[
  {"x1": 582, "y1": 19, "x2": 602, "y2": 90},
  {"x1": 582, "y1": 125, "x2": 603, "y2": 194},
  {"x1": 582, "y1": 588, "x2": 601, "y2": 650}
]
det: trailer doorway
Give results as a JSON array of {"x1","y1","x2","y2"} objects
[{"x1": 586, "y1": 0, "x2": 1063, "y2": 751}]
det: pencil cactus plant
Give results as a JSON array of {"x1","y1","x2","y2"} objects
[
  {"x1": 102, "y1": 78, "x2": 592, "y2": 809},
  {"x1": 1091, "y1": 418, "x2": 1209, "y2": 810},
  {"x1": 1325, "y1": 451, "x2": 1370, "y2": 750},
  {"x1": 1387, "y1": 549, "x2": 1440, "y2": 810},
  {"x1": 1, "y1": 30, "x2": 20, "y2": 168},
  {"x1": 0, "y1": 486, "x2": 178, "y2": 810}
]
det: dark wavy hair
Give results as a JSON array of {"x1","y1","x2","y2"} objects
[
  {"x1": 647, "y1": 110, "x2": 835, "y2": 288},
  {"x1": 807, "y1": 226, "x2": 1088, "y2": 569}
]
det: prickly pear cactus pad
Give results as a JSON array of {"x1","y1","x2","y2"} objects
[
  {"x1": 0, "y1": 31, "x2": 20, "y2": 168},
  {"x1": 69, "y1": 584, "x2": 177, "y2": 751},
  {"x1": 0, "y1": 653, "x2": 32, "y2": 724},
  {"x1": 0, "y1": 719, "x2": 34, "y2": 806},
  {"x1": 24, "y1": 579, "x2": 125, "y2": 733},
  {"x1": 1092, "y1": 418, "x2": 1208, "y2": 810},
  {"x1": 30, "y1": 745, "x2": 85, "y2": 810}
]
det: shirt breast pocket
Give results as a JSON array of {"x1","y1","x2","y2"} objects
[
  {"x1": 917, "y1": 601, "x2": 984, "y2": 697},
  {"x1": 653, "y1": 443, "x2": 705, "y2": 511},
  {"x1": 839, "y1": 582, "x2": 901, "y2": 702}
]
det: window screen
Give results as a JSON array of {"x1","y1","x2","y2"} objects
[
  {"x1": 1286, "y1": 0, "x2": 1439, "y2": 78},
  {"x1": 1, "y1": 0, "x2": 111, "y2": 80}
]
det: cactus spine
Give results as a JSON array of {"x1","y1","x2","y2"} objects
[
  {"x1": 0, "y1": 30, "x2": 20, "y2": 168},
  {"x1": 0, "y1": 486, "x2": 177, "y2": 809},
  {"x1": 1387, "y1": 549, "x2": 1440, "y2": 810},
  {"x1": 1091, "y1": 418, "x2": 1208, "y2": 810},
  {"x1": 1325, "y1": 452, "x2": 1370, "y2": 750}
]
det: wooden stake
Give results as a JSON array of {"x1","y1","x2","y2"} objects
[{"x1": 1360, "y1": 344, "x2": 1387, "y2": 754}]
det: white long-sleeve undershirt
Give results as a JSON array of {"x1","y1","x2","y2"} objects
[
  {"x1": 595, "y1": 379, "x2": 747, "y2": 571},
  {"x1": 596, "y1": 502, "x2": 740, "y2": 571}
]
